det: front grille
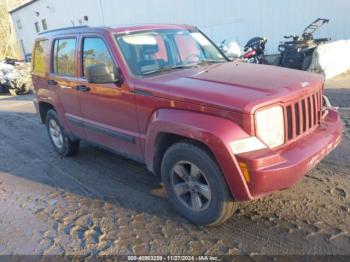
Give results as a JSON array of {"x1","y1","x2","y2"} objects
[{"x1": 285, "y1": 90, "x2": 322, "y2": 142}]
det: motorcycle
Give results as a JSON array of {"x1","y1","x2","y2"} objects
[
  {"x1": 242, "y1": 37, "x2": 267, "y2": 64},
  {"x1": 237, "y1": 18, "x2": 330, "y2": 70},
  {"x1": 278, "y1": 18, "x2": 331, "y2": 70},
  {"x1": 218, "y1": 38, "x2": 266, "y2": 63}
]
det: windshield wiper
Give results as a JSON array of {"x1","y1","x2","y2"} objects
[
  {"x1": 141, "y1": 64, "x2": 197, "y2": 76},
  {"x1": 141, "y1": 60, "x2": 225, "y2": 76},
  {"x1": 197, "y1": 59, "x2": 227, "y2": 64}
]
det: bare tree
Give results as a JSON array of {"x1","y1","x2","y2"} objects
[{"x1": 0, "y1": 0, "x2": 26, "y2": 59}]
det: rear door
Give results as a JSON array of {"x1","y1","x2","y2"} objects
[
  {"x1": 49, "y1": 36, "x2": 86, "y2": 139},
  {"x1": 75, "y1": 35, "x2": 142, "y2": 160}
]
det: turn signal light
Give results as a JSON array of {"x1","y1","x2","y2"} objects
[{"x1": 239, "y1": 162, "x2": 250, "y2": 183}]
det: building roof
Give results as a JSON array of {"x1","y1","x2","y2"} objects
[{"x1": 8, "y1": 0, "x2": 39, "y2": 14}]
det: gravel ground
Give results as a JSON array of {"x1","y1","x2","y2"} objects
[{"x1": 0, "y1": 73, "x2": 349, "y2": 256}]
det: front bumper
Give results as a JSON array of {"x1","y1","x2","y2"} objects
[{"x1": 237, "y1": 108, "x2": 343, "y2": 199}]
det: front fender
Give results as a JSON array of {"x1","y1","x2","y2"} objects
[{"x1": 145, "y1": 109, "x2": 254, "y2": 201}]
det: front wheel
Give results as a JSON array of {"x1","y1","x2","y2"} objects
[
  {"x1": 161, "y1": 142, "x2": 236, "y2": 225},
  {"x1": 45, "y1": 110, "x2": 80, "y2": 156}
]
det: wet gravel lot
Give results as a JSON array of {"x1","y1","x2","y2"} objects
[{"x1": 0, "y1": 73, "x2": 349, "y2": 256}]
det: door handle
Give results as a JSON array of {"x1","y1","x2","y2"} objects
[
  {"x1": 48, "y1": 80, "x2": 58, "y2": 85},
  {"x1": 75, "y1": 85, "x2": 91, "y2": 92}
]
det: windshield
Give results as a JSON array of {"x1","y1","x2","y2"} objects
[{"x1": 115, "y1": 29, "x2": 226, "y2": 76}]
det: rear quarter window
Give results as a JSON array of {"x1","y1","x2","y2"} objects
[{"x1": 33, "y1": 40, "x2": 49, "y2": 74}]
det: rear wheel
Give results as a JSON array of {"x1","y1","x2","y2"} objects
[
  {"x1": 45, "y1": 110, "x2": 79, "y2": 156},
  {"x1": 161, "y1": 142, "x2": 236, "y2": 225}
]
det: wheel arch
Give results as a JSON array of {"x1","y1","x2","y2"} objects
[
  {"x1": 36, "y1": 87, "x2": 67, "y2": 127},
  {"x1": 144, "y1": 108, "x2": 254, "y2": 201},
  {"x1": 153, "y1": 132, "x2": 219, "y2": 178},
  {"x1": 38, "y1": 101, "x2": 55, "y2": 123}
]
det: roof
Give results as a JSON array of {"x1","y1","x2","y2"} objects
[
  {"x1": 37, "y1": 24, "x2": 195, "y2": 37},
  {"x1": 8, "y1": 0, "x2": 39, "y2": 14},
  {"x1": 111, "y1": 24, "x2": 195, "y2": 34}
]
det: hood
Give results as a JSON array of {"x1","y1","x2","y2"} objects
[{"x1": 138, "y1": 62, "x2": 324, "y2": 114}]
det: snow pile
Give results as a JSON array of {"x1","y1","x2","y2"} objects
[
  {"x1": 309, "y1": 40, "x2": 350, "y2": 79},
  {"x1": 0, "y1": 62, "x2": 32, "y2": 95},
  {"x1": 0, "y1": 63, "x2": 20, "y2": 82}
]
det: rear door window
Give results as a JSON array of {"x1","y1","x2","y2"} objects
[
  {"x1": 52, "y1": 38, "x2": 77, "y2": 76},
  {"x1": 33, "y1": 40, "x2": 49, "y2": 74},
  {"x1": 82, "y1": 37, "x2": 115, "y2": 77}
]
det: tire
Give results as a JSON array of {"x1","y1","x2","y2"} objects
[
  {"x1": 271, "y1": 55, "x2": 281, "y2": 66},
  {"x1": 161, "y1": 142, "x2": 236, "y2": 226},
  {"x1": 302, "y1": 55, "x2": 312, "y2": 71},
  {"x1": 45, "y1": 109, "x2": 79, "y2": 156},
  {"x1": 278, "y1": 53, "x2": 284, "y2": 67}
]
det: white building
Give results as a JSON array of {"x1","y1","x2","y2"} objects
[{"x1": 9, "y1": 0, "x2": 350, "y2": 59}]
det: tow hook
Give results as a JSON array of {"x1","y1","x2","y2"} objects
[{"x1": 322, "y1": 95, "x2": 335, "y2": 115}]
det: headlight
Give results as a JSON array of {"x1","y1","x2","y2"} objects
[
  {"x1": 229, "y1": 136, "x2": 266, "y2": 154},
  {"x1": 256, "y1": 106, "x2": 284, "y2": 148}
]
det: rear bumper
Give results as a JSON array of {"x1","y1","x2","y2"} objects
[
  {"x1": 237, "y1": 108, "x2": 343, "y2": 199},
  {"x1": 33, "y1": 98, "x2": 39, "y2": 114}
]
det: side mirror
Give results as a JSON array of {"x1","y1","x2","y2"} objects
[{"x1": 87, "y1": 64, "x2": 120, "y2": 84}]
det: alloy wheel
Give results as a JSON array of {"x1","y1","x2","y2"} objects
[
  {"x1": 170, "y1": 161, "x2": 211, "y2": 212},
  {"x1": 49, "y1": 119, "x2": 63, "y2": 149}
]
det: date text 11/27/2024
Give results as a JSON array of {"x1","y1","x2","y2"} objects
[{"x1": 127, "y1": 255, "x2": 220, "y2": 261}]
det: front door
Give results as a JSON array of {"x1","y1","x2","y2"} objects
[{"x1": 75, "y1": 35, "x2": 142, "y2": 160}]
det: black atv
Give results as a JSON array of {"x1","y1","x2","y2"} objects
[{"x1": 278, "y1": 18, "x2": 331, "y2": 70}]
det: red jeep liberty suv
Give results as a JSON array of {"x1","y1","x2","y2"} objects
[{"x1": 32, "y1": 24, "x2": 343, "y2": 225}]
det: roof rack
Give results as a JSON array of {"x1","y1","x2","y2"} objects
[{"x1": 38, "y1": 25, "x2": 89, "y2": 35}]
